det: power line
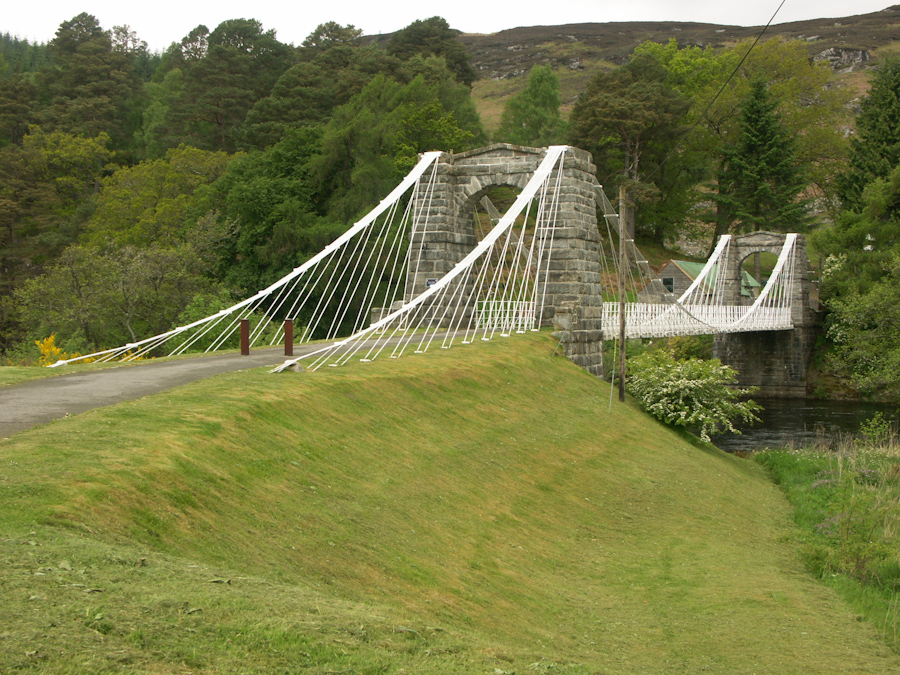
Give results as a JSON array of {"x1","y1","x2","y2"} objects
[{"x1": 644, "y1": 0, "x2": 787, "y2": 184}]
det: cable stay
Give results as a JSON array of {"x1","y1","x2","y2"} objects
[
  {"x1": 48, "y1": 142, "x2": 802, "y2": 374},
  {"x1": 49, "y1": 151, "x2": 445, "y2": 367},
  {"x1": 271, "y1": 146, "x2": 570, "y2": 372},
  {"x1": 594, "y1": 185, "x2": 800, "y2": 339}
]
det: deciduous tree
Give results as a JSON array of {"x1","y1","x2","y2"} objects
[
  {"x1": 84, "y1": 145, "x2": 231, "y2": 247},
  {"x1": 311, "y1": 71, "x2": 481, "y2": 222},
  {"x1": 636, "y1": 37, "x2": 850, "y2": 239},
  {"x1": 495, "y1": 65, "x2": 565, "y2": 147},
  {"x1": 14, "y1": 243, "x2": 215, "y2": 349},
  {"x1": 824, "y1": 252, "x2": 900, "y2": 398}
]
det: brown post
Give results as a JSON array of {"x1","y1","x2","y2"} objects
[
  {"x1": 284, "y1": 319, "x2": 294, "y2": 356},
  {"x1": 618, "y1": 185, "x2": 627, "y2": 403},
  {"x1": 240, "y1": 319, "x2": 250, "y2": 355}
]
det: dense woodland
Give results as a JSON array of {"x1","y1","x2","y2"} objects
[{"x1": 1, "y1": 13, "x2": 899, "y2": 398}]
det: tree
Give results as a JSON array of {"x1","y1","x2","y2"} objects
[
  {"x1": 715, "y1": 80, "x2": 812, "y2": 233},
  {"x1": 301, "y1": 22, "x2": 362, "y2": 54},
  {"x1": 839, "y1": 56, "x2": 900, "y2": 210},
  {"x1": 0, "y1": 128, "x2": 112, "y2": 257},
  {"x1": 138, "y1": 68, "x2": 185, "y2": 159},
  {"x1": 569, "y1": 52, "x2": 690, "y2": 243},
  {"x1": 637, "y1": 37, "x2": 850, "y2": 238},
  {"x1": 14, "y1": 243, "x2": 215, "y2": 349},
  {"x1": 310, "y1": 71, "x2": 481, "y2": 222},
  {"x1": 387, "y1": 17, "x2": 476, "y2": 86},
  {"x1": 814, "y1": 61, "x2": 900, "y2": 398},
  {"x1": 0, "y1": 33, "x2": 50, "y2": 74},
  {"x1": 495, "y1": 65, "x2": 565, "y2": 147},
  {"x1": 110, "y1": 24, "x2": 159, "y2": 82},
  {"x1": 40, "y1": 13, "x2": 140, "y2": 150},
  {"x1": 84, "y1": 145, "x2": 231, "y2": 247},
  {"x1": 824, "y1": 252, "x2": 900, "y2": 398},
  {"x1": 212, "y1": 126, "x2": 341, "y2": 294},
  {"x1": 163, "y1": 19, "x2": 295, "y2": 152},
  {"x1": 0, "y1": 142, "x2": 55, "y2": 250},
  {"x1": 815, "y1": 163, "x2": 900, "y2": 298},
  {"x1": 243, "y1": 40, "x2": 398, "y2": 148},
  {"x1": 0, "y1": 73, "x2": 38, "y2": 147}
]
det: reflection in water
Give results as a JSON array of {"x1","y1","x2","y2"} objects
[{"x1": 710, "y1": 398, "x2": 899, "y2": 453}]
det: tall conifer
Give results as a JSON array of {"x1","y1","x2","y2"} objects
[
  {"x1": 839, "y1": 57, "x2": 900, "y2": 210},
  {"x1": 716, "y1": 79, "x2": 811, "y2": 232}
]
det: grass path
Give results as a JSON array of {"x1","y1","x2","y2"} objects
[{"x1": 1, "y1": 332, "x2": 898, "y2": 673}]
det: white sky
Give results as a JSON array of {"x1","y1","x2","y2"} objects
[{"x1": 2, "y1": 1, "x2": 894, "y2": 51}]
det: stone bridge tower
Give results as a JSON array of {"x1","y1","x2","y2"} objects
[
  {"x1": 713, "y1": 231, "x2": 821, "y2": 397},
  {"x1": 407, "y1": 144, "x2": 605, "y2": 376}
]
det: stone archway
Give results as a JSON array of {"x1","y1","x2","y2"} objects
[
  {"x1": 713, "y1": 231, "x2": 821, "y2": 397},
  {"x1": 408, "y1": 144, "x2": 605, "y2": 375}
]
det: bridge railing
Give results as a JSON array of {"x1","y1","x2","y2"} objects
[
  {"x1": 473, "y1": 300, "x2": 536, "y2": 333},
  {"x1": 601, "y1": 303, "x2": 793, "y2": 339}
]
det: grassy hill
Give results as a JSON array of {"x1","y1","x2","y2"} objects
[
  {"x1": 464, "y1": 5, "x2": 900, "y2": 131},
  {"x1": 1, "y1": 333, "x2": 898, "y2": 673}
]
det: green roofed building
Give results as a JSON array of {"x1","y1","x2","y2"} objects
[{"x1": 639, "y1": 260, "x2": 761, "y2": 304}]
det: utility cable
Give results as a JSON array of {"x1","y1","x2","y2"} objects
[{"x1": 644, "y1": 0, "x2": 787, "y2": 185}]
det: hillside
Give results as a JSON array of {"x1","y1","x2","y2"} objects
[
  {"x1": 464, "y1": 5, "x2": 900, "y2": 129},
  {"x1": 1, "y1": 332, "x2": 898, "y2": 673}
]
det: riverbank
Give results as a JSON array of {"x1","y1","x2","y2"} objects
[
  {"x1": 753, "y1": 430, "x2": 900, "y2": 653},
  {"x1": 711, "y1": 398, "x2": 898, "y2": 453}
]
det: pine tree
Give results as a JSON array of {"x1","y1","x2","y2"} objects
[
  {"x1": 386, "y1": 17, "x2": 476, "y2": 87},
  {"x1": 40, "y1": 13, "x2": 140, "y2": 151},
  {"x1": 839, "y1": 56, "x2": 900, "y2": 210},
  {"x1": 716, "y1": 79, "x2": 811, "y2": 232}
]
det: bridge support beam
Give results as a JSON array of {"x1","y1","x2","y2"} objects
[
  {"x1": 409, "y1": 144, "x2": 605, "y2": 376},
  {"x1": 712, "y1": 232, "x2": 821, "y2": 398},
  {"x1": 713, "y1": 326, "x2": 819, "y2": 398}
]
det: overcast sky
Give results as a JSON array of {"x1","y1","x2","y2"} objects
[{"x1": 2, "y1": 1, "x2": 894, "y2": 51}]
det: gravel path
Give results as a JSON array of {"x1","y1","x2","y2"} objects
[{"x1": 0, "y1": 347, "x2": 312, "y2": 439}]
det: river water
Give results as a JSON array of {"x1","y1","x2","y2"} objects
[{"x1": 709, "y1": 398, "x2": 899, "y2": 453}]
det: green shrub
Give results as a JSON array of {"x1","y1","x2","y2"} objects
[{"x1": 627, "y1": 350, "x2": 761, "y2": 442}]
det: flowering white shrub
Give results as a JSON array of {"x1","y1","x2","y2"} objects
[{"x1": 626, "y1": 351, "x2": 762, "y2": 442}]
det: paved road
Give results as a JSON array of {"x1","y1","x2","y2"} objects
[{"x1": 0, "y1": 347, "x2": 314, "y2": 439}]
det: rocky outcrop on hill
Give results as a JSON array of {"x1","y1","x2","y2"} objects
[
  {"x1": 459, "y1": 6, "x2": 900, "y2": 81},
  {"x1": 814, "y1": 47, "x2": 871, "y2": 72}
]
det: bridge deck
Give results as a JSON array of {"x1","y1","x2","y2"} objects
[{"x1": 600, "y1": 303, "x2": 793, "y2": 339}]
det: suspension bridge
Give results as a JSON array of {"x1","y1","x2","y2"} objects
[{"x1": 49, "y1": 145, "x2": 817, "y2": 395}]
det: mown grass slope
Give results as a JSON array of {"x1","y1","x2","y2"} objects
[{"x1": 1, "y1": 332, "x2": 898, "y2": 673}]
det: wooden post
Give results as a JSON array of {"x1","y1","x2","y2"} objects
[
  {"x1": 618, "y1": 185, "x2": 627, "y2": 403},
  {"x1": 240, "y1": 319, "x2": 250, "y2": 355},
  {"x1": 284, "y1": 319, "x2": 294, "y2": 357}
]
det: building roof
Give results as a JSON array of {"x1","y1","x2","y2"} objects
[{"x1": 661, "y1": 260, "x2": 761, "y2": 297}]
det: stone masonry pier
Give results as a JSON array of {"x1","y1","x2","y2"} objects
[
  {"x1": 407, "y1": 144, "x2": 606, "y2": 376},
  {"x1": 712, "y1": 231, "x2": 821, "y2": 398}
]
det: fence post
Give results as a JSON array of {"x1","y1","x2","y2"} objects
[
  {"x1": 240, "y1": 319, "x2": 250, "y2": 355},
  {"x1": 284, "y1": 319, "x2": 294, "y2": 357}
]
